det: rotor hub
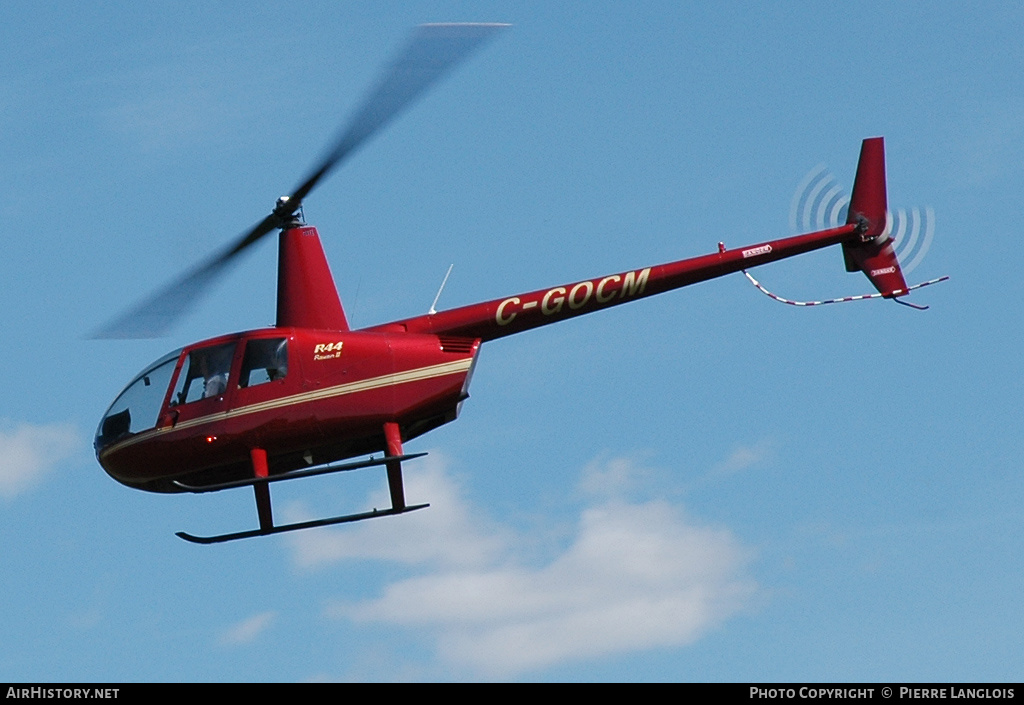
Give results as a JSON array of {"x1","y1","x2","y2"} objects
[{"x1": 274, "y1": 196, "x2": 304, "y2": 228}]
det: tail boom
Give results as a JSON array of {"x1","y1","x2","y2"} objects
[{"x1": 373, "y1": 223, "x2": 859, "y2": 341}]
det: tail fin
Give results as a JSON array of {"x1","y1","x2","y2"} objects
[{"x1": 841, "y1": 137, "x2": 910, "y2": 297}]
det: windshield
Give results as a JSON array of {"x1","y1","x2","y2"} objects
[{"x1": 96, "y1": 349, "x2": 181, "y2": 451}]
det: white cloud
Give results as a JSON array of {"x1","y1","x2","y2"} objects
[
  {"x1": 285, "y1": 458, "x2": 507, "y2": 569},
  {"x1": 710, "y1": 438, "x2": 774, "y2": 478},
  {"x1": 218, "y1": 611, "x2": 277, "y2": 646},
  {"x1": 577, "y1": 453, "x2": 657, "y2": 499},
  {"x1": 0, "y1": 422, "x2": 81, "y2": 498},
  {"x1": 299, "y1": 455, "x2": 756, "y2": 677},
  {"x1": 680, "y1": 438, "x2": 776, "y2": 495}
]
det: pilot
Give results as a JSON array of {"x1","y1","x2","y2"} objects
[
  {"x1": 204, "y1": 370, "x2": 227, "y2": 398},
  {"x1": 198, "y1": 348, "x2": 232, "y2": 399}
]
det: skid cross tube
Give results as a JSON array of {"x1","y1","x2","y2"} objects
[{"x1": 171, "y1": 452, "x2": 428, "y2": 493}]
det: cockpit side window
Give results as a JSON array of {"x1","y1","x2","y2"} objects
[
  {"x1": 239, "y1": 338, "x2": 288, "y2": 388},
  {"x1": 171, "y1": 342, "x2": 237, "y2": 405}
]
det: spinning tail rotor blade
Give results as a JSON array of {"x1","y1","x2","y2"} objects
[
  {"x1": 93, "y1": 23, "x2": 508, "y2": 339},
  {"x1": 789, "y1": 162, "x2": 936, "y2": 277}
]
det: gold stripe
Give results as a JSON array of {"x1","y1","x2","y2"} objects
[{"x1": 102, "y1": 358, "x2": 473, "y2": 455}]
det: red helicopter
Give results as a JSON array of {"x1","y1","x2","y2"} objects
[{"x1": 94, "y1": 24, "x2": 945, "y2": 544}]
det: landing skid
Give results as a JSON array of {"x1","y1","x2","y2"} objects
[
  {"x1": 176, "y1": 423, "x2": 425, "y2": 544},
  {"x1": 176, "y1": 503, "x2": 429, "y2": 544}
]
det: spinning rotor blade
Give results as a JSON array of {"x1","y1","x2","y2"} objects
[
  {"x1": 286, "y1": 23, "x2": 509, "y2": 211},
  {"x1": 93, "y1": 23, "x2": 508, "y2": 339},
  {"x1": 92, "y1": 214, "x2": 279, "y2": 339}
]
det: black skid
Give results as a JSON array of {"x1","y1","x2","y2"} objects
[{"x1": 176, "y1": 503, "x2": 429, "y2": 544}]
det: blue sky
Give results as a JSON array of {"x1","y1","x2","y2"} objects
[{"x1": 1, "y1": 1, "x2": 1021, "y2": 682}]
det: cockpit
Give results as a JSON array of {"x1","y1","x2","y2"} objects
[{"x1": 95, "y1": 337, "x2": 291, "y2": 456}]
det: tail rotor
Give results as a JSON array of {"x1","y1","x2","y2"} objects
[{"x1": 789, "y1": 161, "x2": 935, "y2": 276}]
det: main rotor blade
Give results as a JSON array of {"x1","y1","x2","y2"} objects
[
  {"x1": 93, "y1": 23, "x2": 507, "y2": 339},
  {"x1": 284, "y1": 23, "x2": 509, "y2": 214},
  {"x1": 91, "y1": 213, "x2": 278, "y2": 339}
]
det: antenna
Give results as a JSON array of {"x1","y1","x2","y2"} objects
[{"x1": 428, "y1": 264, "x2": 454, "y2": 314}]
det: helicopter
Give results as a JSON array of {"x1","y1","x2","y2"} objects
[{"x1": 94, "y1": 24, "x2": 946, "y2": 544}]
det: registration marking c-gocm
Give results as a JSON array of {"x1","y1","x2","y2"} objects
[{"x1": 495, "y1": 267, "x2": 652, "y2": 326}]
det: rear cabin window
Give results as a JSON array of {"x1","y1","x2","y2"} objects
[{"x1": 239, "y1": 338, "x2": 288, "y2": 388}]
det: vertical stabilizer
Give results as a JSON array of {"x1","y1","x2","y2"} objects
[
  {"x1": 277, "y1": 225, "x2": 350, "y2": 330},
  {"x1": 842, "y1": 137, "x2": 910, "y2": 296}
]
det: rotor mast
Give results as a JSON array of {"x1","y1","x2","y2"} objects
[{"x1": 275, "y1": 216, "x2": 350, "y2": 331}]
